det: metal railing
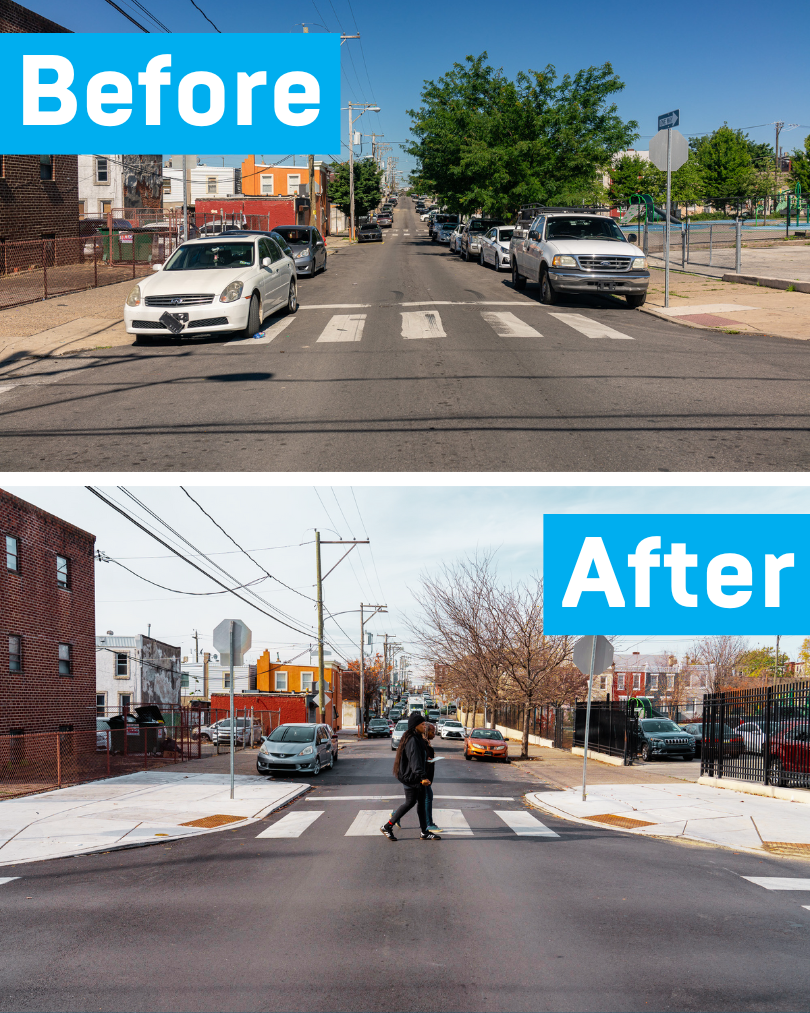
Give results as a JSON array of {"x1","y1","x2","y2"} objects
[
  {"x1": 573, "y1": 700, "x2": 638, "y2": 762},
  {"x1": 493, "y1": 702, "x2": 575, "y2": 749}
]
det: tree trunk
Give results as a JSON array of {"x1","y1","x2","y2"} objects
[
  {"x1": 521, "y1": 703, "x2": 531, "y2": 760},
  {"x1": 468, "y1": 698, "x2": 478, "y2": 732}
]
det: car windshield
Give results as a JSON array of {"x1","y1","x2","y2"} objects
[
  {"x1": 369, "y1": 720, "x2": 387, "y2": 726},
  {"x1": 471, "y1": 729, "x2": 503, "y2": 739},
  {"x1": 445, "y1": 721, "x2": 462, "y2": 727},
  {"x1": 395, "y1": 721, "x2": 408, "y2": 730},
  {"x1": 268, "y1": 725, "x2": 316, "y2": 743},
  {"x1": 165, "y1": 243, "x2": 254, "y2": 270},
  {"x1": 360, "y1": 225, "x2": 378, "y2": 231},
  {"x1": 545, "y1": 217, "x2": 626, "y2": 242},
  {"x1": 639, "y1": 719, "x2": 682, "y2": 733},
  {"x1": 273, "y1": 228, "x2": 311, "y2": 245}
]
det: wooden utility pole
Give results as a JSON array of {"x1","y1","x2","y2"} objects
[{"x1": 308, "y1": 154, "x2": 315, "y2": 228}]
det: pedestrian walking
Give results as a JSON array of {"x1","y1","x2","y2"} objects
[
  {"x1": 380, "y1": 712, "x2": 441, "y2": 841},
  {"x1": 423, "y1": 722, "x2": 442, "y2": 835}
]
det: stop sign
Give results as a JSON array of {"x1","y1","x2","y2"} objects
[{"x1": 213, "y1": 619, "x2": 252, "y2": 667}]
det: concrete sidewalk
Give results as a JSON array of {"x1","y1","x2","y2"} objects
[
  {"x1": 0, "y1": 771, "x2": 308, "y2": 867},
  {"x1": 527, "y1": 781, "x2": 810, "y2": 857}
]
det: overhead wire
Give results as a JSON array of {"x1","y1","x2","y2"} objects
[
  {"x1": 189, "y1": 0, "x2": 221, "y2": 31},
  {"x1": 100, "y1": 554, "x2": 269, "y2": 596}
]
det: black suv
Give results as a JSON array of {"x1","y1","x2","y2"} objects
[{"x1": 636, "y1": 718, "x2": 696, "y2": 762}]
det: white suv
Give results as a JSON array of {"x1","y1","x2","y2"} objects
[
  {"x1": 510, "y1": 206, "x2": 649, "y2": 308},
  {"x1": 124, "y1": 234, "x2": 298, "y2": 343}
]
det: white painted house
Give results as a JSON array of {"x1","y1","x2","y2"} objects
[{"x1": 96, "y1": 634, "x2": 182, "y2": 715}]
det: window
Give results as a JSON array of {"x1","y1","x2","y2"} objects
[
  {"x1": 181, "y1": 671, "x2": 189, "y2": 688},
  {"x1": 274, "y1": 671, "x2": 288, "y2": 691},
  {"x1": 599, "y1": 675, "x2": 607, "y2": 690},
  {"x1": 78, "y1": 200, "x2": 86, "y2": 218},
  {"x1": 100, "y1": 200, "x2": 112, "y2": 215},
  {"x1": 9, "y1": 636, "x2": 21, "y2": 673},
  {"x1": 96, "y1": 693, "x2": 106, "y2": 715},
  {"x1": 6, "y1": 535, "x2": 18, "y2": 571},
  {"x1": 58, "y1": 643, "x2": 72, "y2": 676},
  {"x1": 163, "y1": 179, "x2": 172, "y2": 195},
  {"x1": 207, "y1": 176, "x2": 217, "y2": 194},
  {"x1": 287, "y1": 174, "x2": 301, "y2": 195},
  {"x1": 260, "y1": 174, "x2": 274, "y2": 195},
  {"x1": 632, "y1": 673, "x2": 641, "y2": 690},
  {"x1": 115, "y1": 652, "x2": 128, "y2": 677},
  {"x1": 648, "y1": 674, "x2": 658, "y2": 690},
  {"x1": 56, "y1": 555, "x2": 69, "y2": 588},
  {"x1": 95, "y1": 157, "x2": 109, "y2": 184},
  {"x1": 667, "y1": 675, "x2": 675, "y2": 689},
  {"x1": 617, "y1": 674, "x2": 625, "y2": 690},
  {"x1": 40, "y1": 155, "x2": 53, "y2": 181},
  {"x1": 119, "y1": 693, "x2": 132, "y2": 711},
  {"x1": 301, "y1": 671, "x2": 314, "y2": 692},
  {"x1": 223, "y1": 670, "x2": 230, "y2": 688}
]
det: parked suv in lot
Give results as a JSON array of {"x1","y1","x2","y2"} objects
[
  {"x1": 636, "y1": 718, "x2": 695, "y2": 761},
  {"x1": 510, "y1": 206, "x2": 649, "y2": 307}
]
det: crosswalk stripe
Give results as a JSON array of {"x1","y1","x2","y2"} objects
[
  {"x1": 548, "y1": 312, "x2": 634, "y2": 340},
  {"x1": 433, "y1": 808, "x2": 472, "y2": 835},
  {"x1": 228, "y1": 316, "x2": 295, "y2": 345},
  {"x1": 401, "y1": 310, "x2": 445, "y2": 339},
  {"x1": 316, "y1": 314, "x2": 366, "y2": 342},
  {"x1": 256, "y1": 811, "x2": 323, "y2": 838},
  {"x1": 482, "y1": 311, "x2": 542, "y2": 338},
  {"x1": 0, "y1": 877, "x2": 20, "y2": 886},
  {"x1": 0, "y1": 385, "x2": 19, "y2": 396},
  {"x1": 345, "y1": 810, "x2": 392, "y2": 836},
  {"x1": 494, "y1": 810, "x2": 560, "y2": 837},
  {"x1": 743, "y1": 877, "x2": 810, "y2": 891}
]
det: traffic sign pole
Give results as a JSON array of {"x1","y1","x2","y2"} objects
[
  {"x1": 229, "y1": 620, "x2": 235, "y2": 799},
  {"x1": 572, "y1": 635, "x2": 614, "y2": 802},
  {"x1": 580, "y1": 636, "x2": 597, "y2": 802},
  {"x1": 665, "y1": 126, "x2": 672, "y2": 309}
]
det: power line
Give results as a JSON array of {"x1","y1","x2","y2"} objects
[
  {"x1": 102, "y1": 0, "x2": 149, "y2": 32},
  {"x1": 188, "y1": 0, "x2": 221, "y2": 32},
  {"x1": 99, "y1": 552, "x2": 269, "y2": 596}
]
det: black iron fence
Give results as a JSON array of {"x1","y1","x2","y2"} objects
[
  {"x1": 493, "y1": 703, "x2": 574, "y2": 749},
  {"x1": 701, "y1": 680, "x2": 810, "y2": 789},
  {"x1": 573, "y1": 700, "x2": 638, "y2": 762}
]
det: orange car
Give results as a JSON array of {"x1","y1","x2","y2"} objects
[{"x1": 464, "y1": 728, "x2": 509, "y2": 762}]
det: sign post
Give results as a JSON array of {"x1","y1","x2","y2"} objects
[
  {"x1": 650, "y1": 111, "x2": 687, "y2": 309},
  {"x1": 213, "y1": 618, "x2": 252, "y2": 799},
  {"x1": 572, "y1": 635, "x2": 614, "y2": 802}
]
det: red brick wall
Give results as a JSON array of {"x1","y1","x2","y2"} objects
[
  {"x1": 210, "y1": 693, "x2": 307, "y2": 727},
  {"x1": 0, "y1": 156, "x2": 80, "y2": 243},
  {"x1": 0, "y1": 489, "x2": 96, "y2": 734},
  {"x1": 0, "y1": 0, "x2": 71, "y2": 31},
  {"x1": 194, "y1": 197, "x2": 295, "y2": 231}
]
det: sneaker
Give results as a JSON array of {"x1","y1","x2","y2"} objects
[
  {"x1": 425, "y1": 823, "x2": 443, "y2": 834},
  {"x1": 389, "y1": 809, "x2": 401, "y2": 829},
  {"x1": 380, "y1": 823, "x2": 398, "y2": 841},
  {"x1": 420, "y1": 830, "x2": 442, "y2": 840}
]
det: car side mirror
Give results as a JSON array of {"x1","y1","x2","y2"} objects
[
  {"x1": 528, "y1": 230, "x2": 538, "y2": 240},
  {"x1": 261, "y1": 257, "x2": 272, "y2": 268},
  {"x1": 628, "y1": 234, "x2": 638, "y2": 244},
  {"x1": 152, "y1": 263, "x2": 163, "y2": 272}
]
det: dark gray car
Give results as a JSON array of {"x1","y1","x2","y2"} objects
[
  {"x1": 257, "y1": 722, "x2": 335, "y2": 776},
  {"x1": 637, "y1": 718, "x2": 696, "y2": 761},
  {"x1": 272, "y1": 226, "x2": 327, "y2": 276}
]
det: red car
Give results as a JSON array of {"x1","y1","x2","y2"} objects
[
  {"x1": 767, "y1": 723, "x2": 810, "y2": 786},
  {"x1": 464, "y1": 728, "x2": 509, "y2": 762}
]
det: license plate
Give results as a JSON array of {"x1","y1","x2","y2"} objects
[
  {"x1": 159, "y1": 311, "x2": 189, "y2": 334},
  {"x1": 596, "y1": 282, "x2": 618, "y2": 291}
]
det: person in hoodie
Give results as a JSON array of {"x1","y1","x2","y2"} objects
[
  {"x1": 380, "y1": 712, "x2": 441, "y2": 841},
  {"x1": 422, "y1": 722, "x2": 443, "y2": 835}
]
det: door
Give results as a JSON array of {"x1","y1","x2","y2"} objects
[
  {"x1": 258, "y1": 237, "x2": 285, "y2": 309},
  {"x1": 316, "y1": 726, "x2": 330, "y2": 766},
  {"x1": 313, "y1": 230, "x2": 326, "y2": 270}
]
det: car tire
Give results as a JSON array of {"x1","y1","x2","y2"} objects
[
  {"x1": 242, "y1": 293, "x2": 261, "y2": 339},
  {"x1": 283, "y1": 279, "x2": 299, "y2": 315},
  {"x1": 311, "y1": 757, "x2": 321, "y2": 776},
  {"x1": 479, "y1": 250, "x2": 485, "y2": 267},
  {"x1": 512, "y1": 263, "x2": 526, "y2": 290},
  {"x1": 494, "y1": 257, "x2": 502, "y2": 272},
  {"x1": 641, "y1": 743, "x2": 653, "y2": 762},
  {"x1": 767, "y1": 757, "x2": 784, "y2": 787},
  {"x1": 464, "y1": 752, "x2": 471, "y2": 761},
  {"x1": 462, "y1": 246, "x2": 469, "y2": 262},
  {"x1": 626, "y1": 293, "x2": 646, "y2": 308},
  {"x1": 540, "y1": 268, "x2": 559, "y2": 305}
]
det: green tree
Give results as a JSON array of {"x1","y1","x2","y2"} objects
[
  {"x1": 607, "y1": 153, "x2": 665, "y2": 204},
  {"x1": 406, "y1": 53, "x2": 638, "y2": 218},
  {"x1": 329, "y1": 157, "x2": 384, "y2": 221},
  {"x1": 739, "y1": 646, "x2": 791, "y2": 682},
  {"x1": 789, "y1": 134, "x2": 810, "y2": 194},
  {"x1": 691, "y1": 125, "x2": 759, "y2": 208}
]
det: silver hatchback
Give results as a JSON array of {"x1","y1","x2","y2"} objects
[{"x1": 257, "y1": 723, "x2": 334, "y2": 776}]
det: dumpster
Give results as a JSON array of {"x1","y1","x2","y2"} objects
[
  {"x1": 107, "y1": 706, "x2": 166, "y2": 755},
  {"x1": 101, "y1": 230, "x2": 154, "y2": 264}
]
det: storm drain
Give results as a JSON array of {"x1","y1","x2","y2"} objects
[
  {"x1": 180, "y1": 814, "x2": 247, "y2": 828},
  {"x1": 581, "y1": 813, "x2": 655, "y2": 830}
]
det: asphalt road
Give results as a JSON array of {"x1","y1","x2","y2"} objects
[
  {"x1": 2, "y1": 735, "x2": 810, "y2": 1013},
  {"x1": 0, "y1": 200, "x2": 808, "y2": 472}
]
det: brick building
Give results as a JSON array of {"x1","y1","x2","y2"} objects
[
  {"x1": 0, "y1": 0, "x2": 71, "y2": 32},
  {"x1": 193, "y1": 196, "x2": 300, "y2": 232},
  {"x1": 0, "y1": 489, "x2": 96, "y2": 735}
]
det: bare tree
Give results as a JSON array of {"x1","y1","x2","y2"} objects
[{"x1": 692, "y1": 635, "x2": 749, "y2": 694}]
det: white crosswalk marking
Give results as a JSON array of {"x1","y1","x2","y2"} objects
[
  {"x1": 0, "y1": 386, "x2": 18, "y2": 396},
  {"x1": 316, "y1": 314, "x2": 366, "y2": 343},
  {"x1": 482, "y1": 311, "x2": 542, "y2": 338},
  {"x1": 401, "y1": 311, "x2": 446, "y2": 339},
  {"x1": 256, "y1": 811, "x2": 323, "y2": 838},
  {"x1": 433, "y1": 808, "x2": 472, "y2": 835},
  {"x1": 494, "y1": 810, "x2": 560, "y2": 837},
  {"x1": 345, "y1": 810, "x2": 393, "y2": 836},
  {"x1": 228, "y1": 316, "x2": 295, "y2": 345},
  {"x1": 548, "y1": 312, "x2": 634, "y2": 340},
  {"x1": 743, "y1": 877, "x2": 810, "y2": 891},
  {"x1": 0, "y1": 877, "x2": 20, "y2": 886}
]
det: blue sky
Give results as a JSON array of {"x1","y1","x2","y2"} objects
[
  {"x1": 24, "y1": 0, "x2": 810, "y2": 177},
  {"x1": 6, "y1": 484, "x2": 810, "y2": 676}
]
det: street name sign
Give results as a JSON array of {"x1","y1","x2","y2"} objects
[
  {"x1": 658, "y1": 108, "x2": 680, "y2": 130},
  {"x1": 0, "y1": 33, "x2": 340, "y2": 152},
  {"x1": 649, "y1": 128, "x2": 688, "y2": 172},
  {"x1": 543, "y1": 515, "x2": 805, "y2": 634},
  {"x1": 213, "y1": 619, "x2": 252, "y2": 667}
]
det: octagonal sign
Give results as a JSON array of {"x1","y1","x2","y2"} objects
[{"x1": 213, "y1": 619, "x2": 252, "y2": 667}]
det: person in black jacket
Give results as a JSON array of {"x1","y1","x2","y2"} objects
[{"x1": 380, "y1": 712, "x2": 441, "y2": 841}]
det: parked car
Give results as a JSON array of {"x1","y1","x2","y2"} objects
[
  {"x1": 460, "y1": 217, "x2": 506, "y2": 262},
  {"x1": 377, "y1": 213, "x2": 393, "y2": 228},
  {"x1": 435, "y1": 221, "x2": 457, "y2": 244},
  {"x1": 256, "y1": 723, "x2": 335, "y2": 776},
  {"x1": 96, "y1": 717, "x2": 112, "y2": 751},
  {"x1": 737, "y1": 720, "x2": 786, "y2": 754},
  {"x1": 636, "y1": 718, "x2": 696, "y2": 761},
  {"x1": 271, "y1": 225, "x2": 327, "y2": 276},
  {"x1": 391, "y1": 719, "x2": 409, "y2": 750},
  {"x1": 510, "y1": 207, "x2": 650, "y2": 308},
  {"x1": 464, "y1": 728, "x2": 509, "y2": 762},
  {"x1": 420, "y1": 210, "x2": 433, "y2": 222},
  {"x1": 429, "y1": 213, "x2": 459, "y2": 239},
  {"x1": 680, "y1": 722, "x2": 744, "y2": 759},
  {"x1": 198, "y1": 717, "x2": 263, "y2": 745},
  {"x1": 435, "y1": 717, "x2": 448, "y2": 731},
  {"x1": 440, "y1": 719, "x2": 465, "y2": 740},
  {"x1": 448, "y1": 224, "x2": 465, "y2": 254},
  {"x1": 358, "y1": 222, "x2": 383, "y2": 242},
  {"x1": 427, "y1": 708, "x2": 441, "y2": 722},
  {"x1": 766, "y1": 723, "x2": 810, "y2": 787},
  {"x1": 124, "y1": 234, "x2": 298, "y2": 343},
  {"x1": 367, "y1": 718, "x2": 392, "y2": 738},
  {"x1": 223, "y1": 229, "x2": 295, "y2": 264},
  {"x1": 479, "y1": 225, "x2": 515, "y2": 271}
]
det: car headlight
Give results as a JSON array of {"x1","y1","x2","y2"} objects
[
  {"x1": 295, "y1": 250, "x2": 309, "y2": 259},
  {"x1": 298, "y1": 745, "x2": 314, "y2": 755},
  {"x1": 632, "y1": 257, "x2": 647, "y2": 270},
  {"x1": 260, "y1": 742, "x2": 270, "y2": 754},
  {"x1": 651, "y1": 738, "x2": 664, "y2": 746},
  {"x1": 552, "y1": 255, "x2": 577, "y2": 267},
  {"x1": 126, "y1": 284, "x2": 141, "y2": 307},
  {"x1": 219, "y1": 280, "x2": 243, "y2": 303}
]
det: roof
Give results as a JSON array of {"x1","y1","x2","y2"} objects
[
  {"x1": 96, "y1": 636, "x2": 137, "y2": 648},
  {"x1": 613, "y1": 653, "x2": 673, "y2": 672}
]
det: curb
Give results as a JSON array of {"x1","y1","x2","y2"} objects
[
  {"x1": 637, "y1": 304, "x2": 759, "y2": 333},
  {"x1": 723, "y1": 273, "x2": 810, "y2": 294},
  {"x1": 697, "y1": 775, "x2": 810, "y2": 805}
]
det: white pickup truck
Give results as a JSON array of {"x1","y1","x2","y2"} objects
[{"x1": 509, "y1": 206, "x2": 649, "y2": 308}]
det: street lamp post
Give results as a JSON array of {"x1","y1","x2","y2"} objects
[{"x1": 347, "y1": 102, "x2": 380, "y2": 242}]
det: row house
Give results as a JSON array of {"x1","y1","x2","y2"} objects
[
  {"x1": 163, "y1": 157, "x2": 241, "y2": 209},
  {"x1": 241, "y1": 155, "x2": 330, "y2": 232},
  {"x1": 78, "y1": 155, "x2": 163, "y2": 219},
  {"x1": 95, "y1": 634, "x2": 182, "y2": 715},
  {"x1": 604, "y1": 652, "x2": 679, "y2": 703}
]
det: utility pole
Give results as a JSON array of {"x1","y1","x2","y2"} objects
[
  {"x1": 193, "y1": 629, "x2": 199, "y2": 663},
  {"x1": 775, "y1": 122, "x2": 784, "y2": 199},
  {"x1": 308, "y1": 153, "x2": 315, "y2": 229},
  {"x1": 774, "y1": 634, "x2": 781, "y2": 688},
  {"x1": 359, "y1": 602, "x2": 387, "y2": 738},
  {"x1": 347, "y1": 101, "x2": 381, "y2": 241}
]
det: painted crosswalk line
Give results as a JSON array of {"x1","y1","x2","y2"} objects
[
  {"x1": 548, "y1": 312, "x2": 634, "y2": 340},
  {"x1": 433, "y1": 809, "x2": 472, "y2": 836},
  {"x1": 494, "y1": 810, "x2": 560, "y2": 837},
  {"x1": 743, "y1": 877, "x2": 810, "y2": 891},
  {"x1": 256, "y1": 811, "x2": 323, "y2": 838},
  {"x1": 345, "y1": 810, "x2": 393, "y2": 836},
  {"x1": 401, "y1": 310, "x2": 446, "y2": 340},
  {"x1": 0, "y1": 385, "x2": 19, "y2": 396},
  {"x1": 228, "y1": 316, "x2": 296, "y2": 345},
  {"x1": 0, "y1": 877, "x2": 20, "y2": 886},
  {"x1": 316, "y1": 314, "x2": 366, "y2": 343},
  {"x1": 482, "y1": 311, "x2": 542, "y2": 338}
]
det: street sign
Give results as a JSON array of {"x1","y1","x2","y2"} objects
[
  {"x1": 658, "y1": 108, "x2": 680, "y2": 131},
  {"x1": 649, "y1": 128, "x2": 688, "y2": 172},
  {"x1": 573, "y1": 635, "x2": 614, "y2": 677},
  {"x1": 213, "y1": 619, "x2": 252, "y2": 667}
]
